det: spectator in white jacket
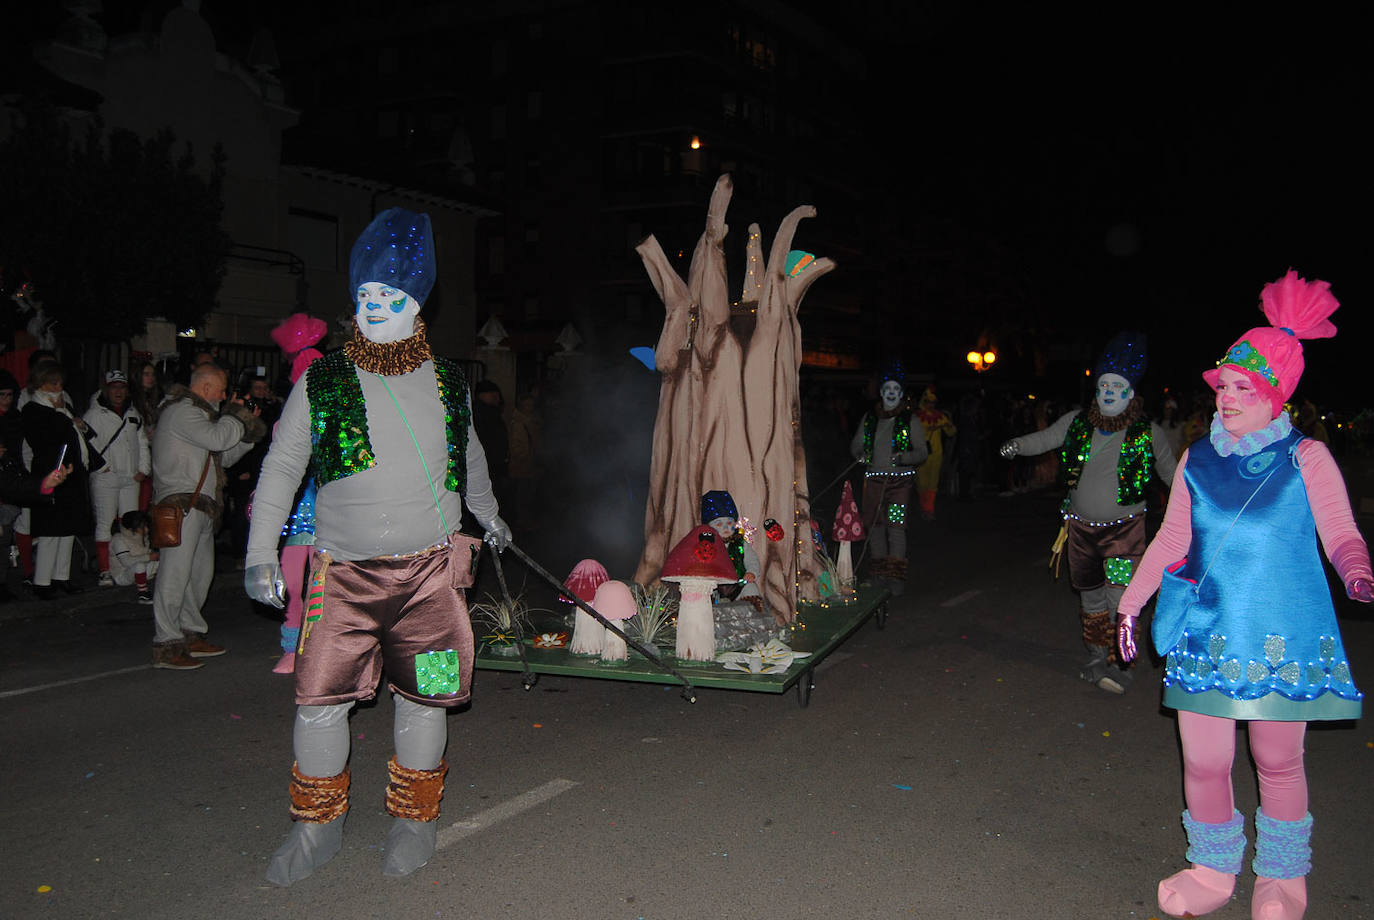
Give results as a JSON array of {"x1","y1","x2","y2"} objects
[{"x1": 84, "y1": 370, "x2": 150, "y2": 586}]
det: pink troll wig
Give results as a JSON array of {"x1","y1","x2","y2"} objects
[
  {"x1": 1202, "y1": 270, "x2": 1339, "y2": 418},
  {"x1": 272, "y1": 313, "x2": 329, "y2": 385}
]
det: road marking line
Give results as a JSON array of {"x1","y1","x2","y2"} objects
[
  {"x1": 437, "y1": 778, "x2": 579, "y2": 849},
  {"x1": 0, "y1": 664, "x2": 153, "y2": 700},
  {"x1": 940, "y1": 589, "x2": 982, "y2": 608}
]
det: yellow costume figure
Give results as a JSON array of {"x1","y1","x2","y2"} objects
[{"x1": 914, "y1": 387, "x2": 956, "y2": 520}]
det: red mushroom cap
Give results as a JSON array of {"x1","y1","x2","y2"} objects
[
  {"x1": 661, "y1": 525, "x2": 739, "y2": 584},
  {"x1": 562, "y1": 559, "x2": 609, "y2": 603},
  {"x1": 832, "y1": 480, "x2": 865, "y2": 541},
  {"x1": 591, "y1": 580, "x2": 637, "y2": 620}
]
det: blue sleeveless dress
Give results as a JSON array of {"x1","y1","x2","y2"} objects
[{"x1": 1159, "y1": 429, "x2": 1362, "y2": 721}]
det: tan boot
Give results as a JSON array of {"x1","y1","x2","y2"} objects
[
  {"x1": 152, "y1": 641, "x2": 203, "y2": 670},
  {"x1": 185, "y1": 633, "x2": 226, "y2": 657}
]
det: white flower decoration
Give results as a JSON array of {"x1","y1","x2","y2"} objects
[{"x1": 717, "y1": 638, "x2": 811, "y2": 674}]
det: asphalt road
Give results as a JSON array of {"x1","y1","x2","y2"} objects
[{"x1": 2, "y1": 490, "x2": 1371, "y2": 920}]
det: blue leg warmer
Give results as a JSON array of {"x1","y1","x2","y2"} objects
[
  {"x1": 1253, "y1": 809, "x2": 1313, "y2": 879},
  {"x1": 1182, "y1": 809, "x2": 1247, "y2": 874}
]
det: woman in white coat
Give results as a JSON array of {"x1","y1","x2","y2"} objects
[{"x1": 84, "y1": 370, "x2": 150, "y2": 586}]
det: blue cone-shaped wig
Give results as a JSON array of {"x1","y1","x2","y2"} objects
[
  {"x1": 701, "y1": 490, "x2": 739, "y2": 525},
  {"x1": 1095, "y1": 330, "x2": 1148, "y2": 387},
  {"x1": 349, "y1": 208, "x2": 436, "y2": 305}
]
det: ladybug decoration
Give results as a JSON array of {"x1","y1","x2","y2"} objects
[
  {"x1": 693, "y1": 529, "x2": 718, "y2": 563},
  {"x1": 763, "y1": 519, "x2": 785, "y2": 542}
]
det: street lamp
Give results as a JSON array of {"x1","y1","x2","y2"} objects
[{"x1": 966, "y1": 349, "x2": 996, "y2": 372}]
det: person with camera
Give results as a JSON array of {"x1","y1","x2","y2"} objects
[
  {"x1": 226, "y1": 375, "x2": 280, "y2": 559},
  {"x1": 149, "y1": 363, "x2": 264, "y2": 670}
]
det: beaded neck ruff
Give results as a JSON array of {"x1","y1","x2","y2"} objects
[
  {"x1": 1085, "y1": 396, "x2": 1143, "y2": 433},
  {"x1": 875, "y1": 396, "x2": 911, "y2": 420},
  {"x1": 345, "y1": 317, "x2": 433, "y2": 375},
  {"x1": 1210, "y1": 411, "x2": 1292, "y2": 457}
]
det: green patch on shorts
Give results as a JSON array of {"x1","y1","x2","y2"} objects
[
  {"x1": 1104, "y1": 557, "x2": 1134, "y2": 586},
  {"x1": 415, "y1": 649, "x2": 462, "y2": 696}
]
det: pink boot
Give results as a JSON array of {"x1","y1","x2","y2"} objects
[
  {"x1": 1159, "y1": 865, "x2": 1235, "y2": 918},
  {"x1": 1251, "y1": 810, "x2": 1312, "y2": 920},
  {"x1": 1252, "y1": 877, "x2": 1306, "y2": 920},
  {"x1": 1158, "y1": 810, "x2": 1245, "y2": 918}
]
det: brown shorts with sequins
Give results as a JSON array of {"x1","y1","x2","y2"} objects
[
  {"x1": 294, "y1": 544, "x2": 475, "y2": 708},
  {"x1": 1065, "y1": 515, "x2": 1145, "y2": 592}
]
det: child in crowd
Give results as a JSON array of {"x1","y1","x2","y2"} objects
[{"x1": 109, "y1": 510, "x2": 157, "y2": 604}]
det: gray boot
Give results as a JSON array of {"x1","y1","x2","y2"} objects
[
  {"x1": 266, "y1": 815, "x2": 346, "y2": 887},
  {"x1": 382, "y1": 817, "x2": 438, "y2": 878},
  {"x1": 1097, "y1": 663, "x2": 1134, "y2": 694}
]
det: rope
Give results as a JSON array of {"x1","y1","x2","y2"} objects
[{"x1": 375, "y1": 374, "x2": 449, "y2": 540}]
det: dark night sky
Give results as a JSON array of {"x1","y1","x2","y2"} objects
[
  {"x1": 20, "y1": 2, "x2": 1368, "y2": 403},
  {"x1": 861, "y1": 6, "x2": 1371, "y2": 402}
]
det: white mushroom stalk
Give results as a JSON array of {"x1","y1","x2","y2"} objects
[
  {"x1": 673, "y1": 578, "x2": 717, "y2": 661},
  {"x1": 563, "y1": 559, "x2": 609, "y2": 656},
  {"x1": 660, "y1": 525, "x2": 739, "y2": 662},
  {"x1": 835, "y1": 541, "x2": 854, "y2": 587},
  {"x1": 593, "y1": 580, "x2": 637, "y2": 663},
  {"x1": 569, "y1": 608, "x2": 606, "y2": 656}
]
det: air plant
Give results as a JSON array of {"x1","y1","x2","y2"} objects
[
  {"x1": 628, "y1": 582, "x2": 678, "y2": 652},
  {"x1": 811, "y1": 535, "x2": 854, "y2": 605},
  {"x1": 469, "y1": 589, "x2": 544, "y2": 652}
]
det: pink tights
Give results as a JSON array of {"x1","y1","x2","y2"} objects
[
  {"x1": 281, "y1": 544, "x2": 312, "y2": 638},
  {"x1": 1178, "y1": 711, "x2": 1308, "y2": 823}
]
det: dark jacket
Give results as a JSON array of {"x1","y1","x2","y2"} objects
[
  {"x1": 0, "y1": 456, "x2": 51, "y2": 506},
  {"x1": 21, "y1": 399, "x2": 104, "y2": 536},
  {"x1": 472, "y1": 400, "x2": 509, "y2": 480}
]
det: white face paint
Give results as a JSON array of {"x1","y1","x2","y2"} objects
[
  {"x1": 708, "y1": 516, "x2": 736, "y2": 539},
  {"x1": 355, "y1": 282, "x2": 421, "y2": 344},
  {"x1": 880, "y1": 380, "x2": 904, "y2": 412},
  {"x1": 1095, "y1": 373, "x2": 1133, "y2": 417}
]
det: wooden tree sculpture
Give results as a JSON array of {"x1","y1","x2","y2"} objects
[{"x1": 633, "y1": 174, "x2": 835, "y2": 623}]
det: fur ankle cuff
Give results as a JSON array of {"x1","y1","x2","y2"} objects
[
  {"x1": 289, "y1": 762, "x2": 350, "y2": 823},
  {"x1": 385, "y1": 757, "x2": 449, "y2": 822}
]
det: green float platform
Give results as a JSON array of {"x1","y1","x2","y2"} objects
[{"x1": 474, "y1": 583, "x2": 892, "y2": 706}]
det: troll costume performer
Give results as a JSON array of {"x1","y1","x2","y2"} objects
[
  {"x1": 1000, "y1": 331, "x2": 1177, "y2": 694},
  {"x1": 849, "y1": 365, "x2": 928, "y2": 591},
  {"x1": 1118, "y1": 271, "x2": 1369, "y2": 920},
  {"x1": 245, "y1": 209, "x2": 510, "y2": 886}
]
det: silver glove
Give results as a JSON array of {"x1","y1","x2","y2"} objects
[
  {"x1": 245, "y1": 562, "x2": 286, "y2": 609},
  {"x1": 480, "y1": 516, "x2": 512, "y2": 552},
  {"x1": 999, "y1": 439, "x2": 1021, "y2": 459}
]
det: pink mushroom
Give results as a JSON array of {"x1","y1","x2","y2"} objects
[
  {"x1": 831, "y1": 480, "x2": 866, "y2": 588},
  {"x1": 563, "y1": 559, "x2": 609, "y2": 655},
  {"x1": 661, "y1": 526, "x2": 740, "y2": 661},
  {"x1": 592, "y1": 580, "x2": 637, "y2": 662}
]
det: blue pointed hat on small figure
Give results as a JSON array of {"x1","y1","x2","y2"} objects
[{"x1": 349, "y1": 208, "x2": 436, "y2": 305}]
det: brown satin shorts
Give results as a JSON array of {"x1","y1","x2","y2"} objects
[
  {"x1": 1065, "y1": 514, "x2": 1145, "y2": 592},
  {"x1": 294, "y1": 541, "x2": 476, "y2": 708}
]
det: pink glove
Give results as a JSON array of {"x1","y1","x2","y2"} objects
[
  {"x1": 1348, "y1": 578, "x2": 1374, "y2": 603},
  {"x1": 1117, "y1": 614, "x2": 1138, "y2": 663}
]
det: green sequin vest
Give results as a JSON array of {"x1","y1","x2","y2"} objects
[
  {"x1": 306, "y1": 349, "x2": 471, "y2": 493},
  {"x1": 862, "y1": 411, "x2": 913, "y2": 465},
  {"x1": 1058, "y1": 414, "x2": 1153, "y2": 506}
]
